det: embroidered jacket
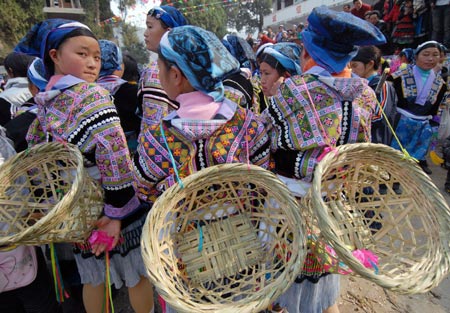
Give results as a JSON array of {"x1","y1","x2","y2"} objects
[
  {"x1": 388, "y1": 66, "x2": 449, "y2": 117},
  {"x1": 137, "y1": 61, "x2": 179, "y2": 125},
  {"x1": 26, "y1": 75, "x2": 140, "y2": 219},
  {"x1": 265, "y1": 73, "x2": 377, "y2": 182},
  {"x1": 133, "y1": 99, "x2": 271, "y2": 203}
]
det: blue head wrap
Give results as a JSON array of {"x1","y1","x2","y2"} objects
[
  {"x1": 414, "y1": 40, "x2": 442, "y2": 55},
  {"x1": 14, "y1": 19, "x2": 92, "y2": 62},
  {"x1": 262, "y1": 42, "x2": 302, "y2": 76},
  {"x1": 27, "y1": 58, "x2": 48, "y2": 91},
  {"x1": 400, "y1": 48, "x2": 415, "y2": 63},
  {"x1": 301, "y1": 5, "x2": 386, "y2": 74},
  {"x1": 99, "y1": 40, "x2": 123, "y2": 77},
  {"x1": 147, "y1": 6, "x2": 188, "y2": 28},
  {"x1": 222, "y1": 34, "x2": 256, "y2": 69},
  {"x1": 159, "y1": 26, "x2": 240, "y2": 101}
]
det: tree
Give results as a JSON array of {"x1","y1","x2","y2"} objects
[
  {"x1": 226, "y1": 0, "x2": 272, "y2": 34},
  {"x1": 160, "y1": 0, "x2": 228, "y2": 38},
  {"x1": 121, "y1": 23, "x2": 150, "y2": 65},
  {"x1": 0, "y1": 0, "x2": 44, "y2": 55}
]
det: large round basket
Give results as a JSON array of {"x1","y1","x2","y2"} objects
[
  {"x1": 0, "y1": 142, "x2": 103, "y2": 246},
  {"x1": 141, "y1": 163, "x2": 306, "y2": 312},
  {"x1": 305, "y1": 143, "x2": 450, "y2": 294}
]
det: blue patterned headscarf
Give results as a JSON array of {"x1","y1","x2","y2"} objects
[
  {"x1": 147, "y1": 5, "x2": 188, "y2": 28},
  {"x1": 159, "y1": 25, "x2": 240, "y2": 101},
  {"x1": 99, "y1": 40, "x2": 123, "y2": 77},
  {"x1": 262, "y1": 42, "x2": 302, "y2": 76},
  {"x1": 301, "y1": 5, "x2": 386, "y2": 74},
  {"x1": 14, "y1": 19, "x2": 92, "y2": 62},
  {"x1": 222, "y1": 34, "x2": 256, "y2": 70},
  {"x1": 27, "y1": 58, "x2": 48, "y2": 91}
]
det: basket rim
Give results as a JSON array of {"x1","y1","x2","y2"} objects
[
  {"x1": 310, "y1": 143, "x2": 450, "y2": 293},
  {"x1": 141, "y1": 163, "x2": 307, "y2": 312},
  {"x1": 0, "y1": 142, "x2": 88, "y2": 246}
]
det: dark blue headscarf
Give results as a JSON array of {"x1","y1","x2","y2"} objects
[
  {"x1": 159, "y1": 26, "x2": 240, "y2": 101},
  {"x1": 147, "y1": 5, "x2": 188, "y2": 28},
  {"x1": 302, "y1": 6, "x2": 386, "y2": 74},
  {"x1": 14, "y1": 19, "x2": 92, "y2": 62},
  {"x1": 99, "y1": 40, "x2": 123, "y2": 77},
  {"x1": 222, "y1": 34, "x2": 256, "y2": 70}
]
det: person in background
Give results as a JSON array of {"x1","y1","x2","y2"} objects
[
  {"x1": 434, "y1": 44, "x2": 449, "y2": 83},
  {"x1": 221, "y1": 34, "x2": 257, "y2": 110},
  {"x1": 388, "y1": 41, "x2": 449, "y2": 175},
  {"x1": 430, "y1": 0, "x2": 450, "y2": 48},
  {"x1": 388, "y1": 0, "x2": 415, "y2": 50},
  {"x1": 4, "y1": 58, "x2": 45, "y2": 152},
  {"x1": 343, "y1": 4, "x2": 351, "y2": 12},
  {"x1": 368, "y1": 10, "x2": 393, "y2": 55},
  {"x1": 97, "y1": 40, "x2": 140, "y2": 154},
  {"x1": 350, "y1": 45, "x2": 399, "y2": 145},
  {"x1": 351, "y1": 0, "x2": 372, "y2": 19},
  {"x1": 275, "y1": 24, "x2": 285, "y2": 42},
  {"x1": 258, "y1": 30, "x2": 276, "y2": 46},
  {"x1": 265, "y1": 6, "x2": 385, "y2": 313},
  {"x1": 0, "y1": 52, "x2": 35, "y2": 126},
  {"x1": 15, "y1": 18, "x2": 154, "y2": 313},
  {"x1": 137, "y1": 5, "x2": 188, "y2": 124}
]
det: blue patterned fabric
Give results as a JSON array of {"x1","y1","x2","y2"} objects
[
  {"x1": 222, "y1": 34, "x2": 256, "y2": 69},
  {"x1": 99, "y1": 40, "x2": 123, "y2": 77},
  {"x1": 302, "y1": 5, "x2": 386, "y2": 74},
  {"x1": 262, "y1": 42, "x2": 302, "y2": 76},
  {"x1": 147, "y1": 5, "x2": 187, "y2": 28},
  {"x1": 159, "y1": 26, "x2": 240, "y2": 102},
  {"x1": 14, "y1": 19, "x2": 91, "y2": 61},
  {"x1": 27, "y1": 58, "x2": 48, "y2": 91},
  {"x1": 391, "y1": 114, "x2": 433, "y2": 160}
]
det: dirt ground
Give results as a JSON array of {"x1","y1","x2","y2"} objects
[{"x1": 111, "y1": 159, "x2": 450, "y2": 313}]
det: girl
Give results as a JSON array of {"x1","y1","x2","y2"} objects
[
  {"x1": 350, "y1": 45, "x2": 399, "y2": 145},
  {"x1": 265, "y1": 6, "x2": 384, "y2": 313},
  {"x1": 14, "y1": 19, "x2": 154, "y2": 313},
  {"x1": 389, "y1": 41, "x2": 449, "y2": 175},
  {"x1": 133, "y1": 27, "x2": 271, "y2": 313},
  {"x1": 138, "y1": 5, "x2": 188, "y2": 123}
]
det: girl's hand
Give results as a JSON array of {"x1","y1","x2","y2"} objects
[{"x1": 91, "y1": 216, "x2": 121, "y2": 256}]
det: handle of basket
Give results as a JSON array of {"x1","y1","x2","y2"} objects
[{"x1": 159, "y1": 122, "x2": 184, "y2": 189}]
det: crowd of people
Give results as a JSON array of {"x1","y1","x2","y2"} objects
[{"x1": 0, "y1": 3, "x2": 449, "y2": 313}]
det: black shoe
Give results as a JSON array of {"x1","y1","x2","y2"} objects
[{"x1": 419, "y1": 160, "x2": 432, "y2": 175}]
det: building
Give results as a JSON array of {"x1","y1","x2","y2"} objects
[
  {"x1": 43, "y1": 0, "x2": 85, "y2": 21},
  {"x1": 263, "y1": 0, "x2": 377, "y2": 31}
]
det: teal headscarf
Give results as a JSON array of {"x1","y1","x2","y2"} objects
[{"x1": 158, "y1": 26, "x2": 240, "y2": 101}]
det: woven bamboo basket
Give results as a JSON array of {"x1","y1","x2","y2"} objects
[
  {"x1": 0, "y1": 142, "x2": 103, "y2": 246},
  {"x1": 141, "y1": 163, "x2": 306, "y2": 313},
  {"x1": 304, "y1": 143, "x2": 450, "y2": 294}
]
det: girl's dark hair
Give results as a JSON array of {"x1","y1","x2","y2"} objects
[
  {"x1": 4, "y1": 52, "x2": 36, "y2": 77},
  {"x1": 122, "y1": 52, "x2": 140, "y2": 82},
  {"x1": 44, "y1": 28, "x2": 97, "y2": 76},
  {"x1": 260, "y1": 53, "x2": 287, "y2": 76},
  {"x1": 352, "y1": 45, "x2": 382, "y2": 70}
]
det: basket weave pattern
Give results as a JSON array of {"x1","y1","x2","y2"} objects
[
  {"x1": 305, "y1": 143, "x2": 450, "y2": 293},
  {"x1": 141, "y1": 163, "x2": 306, "y2": 313},
  {"x1": 0, "y1": 142, "x2": 103, "y2": 246}
]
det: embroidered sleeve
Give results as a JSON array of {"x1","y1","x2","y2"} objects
[
  {"x1": 25, "y1": 117, "x2": 46, "y2": 147},
  {"x1": 71, "y1": 86, "x2": 139, "y2": 219}
]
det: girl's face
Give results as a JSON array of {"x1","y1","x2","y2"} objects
[
  {"x1": 144, "y1": 16, "x2": 168, "y2": 52},
  {"x1": 415, "y1": 47, "x2": 441, "y2": 70},
  {"x1": 350, "y1": 60, "x2": 373, "y2": 78},
  {"x1": 260, "y1": 62, "x2": 282, "y2": 97},
  {"x1": 50, "y1": 36, "x2": 100, "y2": 83}
]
